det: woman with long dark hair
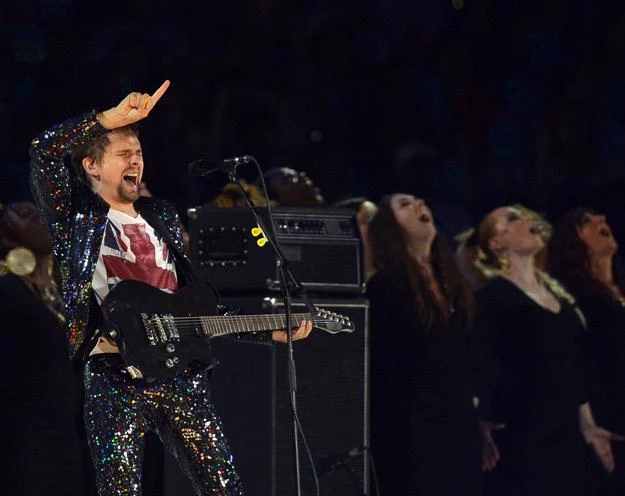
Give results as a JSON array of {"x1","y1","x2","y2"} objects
[
  {"x1": 472, "y1": 205, "x2": 618, "y2": 496},
  {"x1": 549, "y1": 207, "x2": 625, "y2": 495},
  {"x1": 367, "y1": 193, "x2": 482, "y2": 495}
]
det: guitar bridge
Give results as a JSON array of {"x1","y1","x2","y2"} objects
[
  {"x1": 141, "y1": 313, "x2": 157, "y2": 345},
  {"x1": 142, "y1": 313, "x2": 180, "y2": 345}
]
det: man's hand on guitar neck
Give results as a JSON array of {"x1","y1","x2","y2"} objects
[{"x1": 272, "y1": 320, "x2": 313, "y2": 343}]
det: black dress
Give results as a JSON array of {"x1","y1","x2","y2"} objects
[
  {"x1": 367, "y1": 265, "x2": 482, "y2": 496},
  {"x1": 566, "y1": 289, "x2": 625, "y2": 495},
  {"x1": 472, "y1": 277, "x2": 586, "y2": 496},
  {"x1": 0, "y1": 273, "x2": 86, "y2": 495}
]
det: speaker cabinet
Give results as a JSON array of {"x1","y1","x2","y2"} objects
[
  {"x1": 163, "y1": 297, "x2": 369, "y2": 496},
  {"x1": 270, "y1": 298, "x2": 370, "y2": 496}
]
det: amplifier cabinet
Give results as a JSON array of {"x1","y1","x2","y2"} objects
[
  {"x1": 187, "y1": 206, "x2": 364, "y2": 295},
  {"x1": 162, "y1": 296, "x2": 370, "y2": 496},
  {"x1": 269, "y1": 297, "x2": 370, "y2": 496}
]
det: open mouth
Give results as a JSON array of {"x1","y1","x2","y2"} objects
[
  {"x1": 418, "y1": 213, "x2": 431, "y2": 223},
  {"x1": 599, "y1": 226, "x2": 612, "y2": 237},
  {"x1": 123, "y1": 172, "x2": 139, "y2": 190}
]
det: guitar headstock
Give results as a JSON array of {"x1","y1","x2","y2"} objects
[{"x1": 312, "y1": 308, "x2": 355, "y2": 334}]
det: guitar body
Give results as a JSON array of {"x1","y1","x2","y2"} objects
[
  {"x1": 101, "y1": 280, "x2": 354, "y2": 382},
  {"x1": 102, "y1": 280, "x2": 218, "y2": 382}
]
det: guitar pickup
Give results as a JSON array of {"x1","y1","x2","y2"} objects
[{"x1": 161, "y1": 314, "x2": 180, "y2": 339}]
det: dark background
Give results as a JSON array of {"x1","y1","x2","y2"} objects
[
  {"x1": 2, "y1": 0, "x2": 625, "y2": 241},
  {"x1": 4, "y1": 2, "x2": 624, "y2": 493}
]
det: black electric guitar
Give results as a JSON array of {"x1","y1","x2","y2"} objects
[{"x1": 101, "y1": 280, "x2": 355, "y2": 382}]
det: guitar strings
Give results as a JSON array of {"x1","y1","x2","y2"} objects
[
  {"x1": 145, "y1": 314, "x2": 312, "y2": 321},
  {"x1": 141, "y1": 318, "x2": 343, "y2": 338}
]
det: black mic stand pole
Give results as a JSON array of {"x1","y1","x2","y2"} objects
[{"x1": 223, "y1": 163, "x2": 314, "y2": 496}]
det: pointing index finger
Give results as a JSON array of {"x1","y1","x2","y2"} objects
[{"x1": 150, "y1": 80, "x2": 171, "y2": 106}]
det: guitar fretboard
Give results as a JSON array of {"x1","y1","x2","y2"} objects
[{"x1": 199, "y1": 313, "x2": 312, "y2": 336}]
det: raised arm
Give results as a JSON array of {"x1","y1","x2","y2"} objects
[
  {"x1": 29, "y1": 112, "x2": 104, "y2": 231},
  {"x1": 29, "y1": 80, "x2": 171, "y2": 229}
]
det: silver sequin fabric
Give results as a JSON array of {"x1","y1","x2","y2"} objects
[
  {"x1": 29, "y1": 112, "x2": 189, "y2": 358},
  {"x1": 84, "y1": 355, "x2": 244, "y2": 495}
]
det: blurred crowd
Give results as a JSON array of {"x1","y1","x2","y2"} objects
[{"x1": 3, "y1": 0, "x2": 625, "y2": 241}]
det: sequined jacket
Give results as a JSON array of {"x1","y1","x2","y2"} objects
[{"x1": 29, "y1": 112, "x2": 200, "y2": 360}]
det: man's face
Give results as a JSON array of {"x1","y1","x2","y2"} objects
[{"x1": 91, "y1": 131, "x2": 143, "y2": 206}]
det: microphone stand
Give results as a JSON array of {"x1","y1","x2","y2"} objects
[{"x1": 222, "y1": 160, "x2": 316, "y2": 496}]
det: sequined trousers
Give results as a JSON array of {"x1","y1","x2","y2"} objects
[{"x1": 83, "y1": 355, "x2": 244, "y2": 495}]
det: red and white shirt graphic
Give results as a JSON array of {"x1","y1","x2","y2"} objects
[{"x1": 92, "y1": 208, "x2": 179, "y2": 306}]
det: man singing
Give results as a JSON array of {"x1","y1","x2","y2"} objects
[{"x1": 29, "y1": 80, "x2": 312, "y2": 495}]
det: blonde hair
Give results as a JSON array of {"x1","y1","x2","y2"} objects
[
  {"x1": 537, "y1": 270, "x2": 587, "y2": 328},
  {"x1": 474, "y1": 256, "x2": 587, "y2": 329},
  {"x1": 473, "y1": 204, "x2": 585, "y2": 327}
]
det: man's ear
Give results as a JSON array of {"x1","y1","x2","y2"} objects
[{"x1": 82, "y1": 157, "x2": 99, "y2": 181}]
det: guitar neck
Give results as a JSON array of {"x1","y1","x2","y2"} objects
[{"x1": 198, "y1": 312, "x2": 312, "y2": 337}]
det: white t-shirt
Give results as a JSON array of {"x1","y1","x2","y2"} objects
[{"x1": 92, "y1": 208, "x2": 179, "y2": 306}]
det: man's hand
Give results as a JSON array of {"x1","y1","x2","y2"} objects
[
  {"x1": 98, "y1": 80, "x2": 171, "y2": 129},
  {"x1": 272, "y1": 320, "x2": 313, "y2": 343}
]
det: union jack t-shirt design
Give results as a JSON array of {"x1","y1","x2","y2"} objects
[{"x1": 92, "y1": 208, "x2": 179, "y2": 305}]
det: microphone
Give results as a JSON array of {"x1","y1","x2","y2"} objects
[
  {"x1": 315, "y1": 445, "x2": 365, "y2": 476},
  {"x1": 188, "y1": 155, "x2": 252, "y2": 176}
]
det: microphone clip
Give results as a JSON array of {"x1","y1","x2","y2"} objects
[{"x1": 188, "y1": 155, "x2": 253, "y2": 177}]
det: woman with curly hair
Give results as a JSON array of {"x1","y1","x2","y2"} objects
[
  {"x1": 549, "y1": 207, "x2": 625, "y2": 495},
  {"x1": 472, "y1": 205, "x2": 619, "y2": 496},
  {"x1": 366, "y1": 193, "x2": 482, "y2": 495}
]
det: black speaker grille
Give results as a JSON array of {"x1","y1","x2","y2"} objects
[
  {"x1": 284, "y1": 243, "x2": 361, "y2": 286},
  {"x1": 272, "y1": 299, "x2": 369, "y2": 495},
  {"x1": 165, "y1": 297, "x2": 370, "y2": 496}
]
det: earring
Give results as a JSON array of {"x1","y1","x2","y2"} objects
[{"x1": 497, "y1": 257, "x2": 511, "y2": 272}]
